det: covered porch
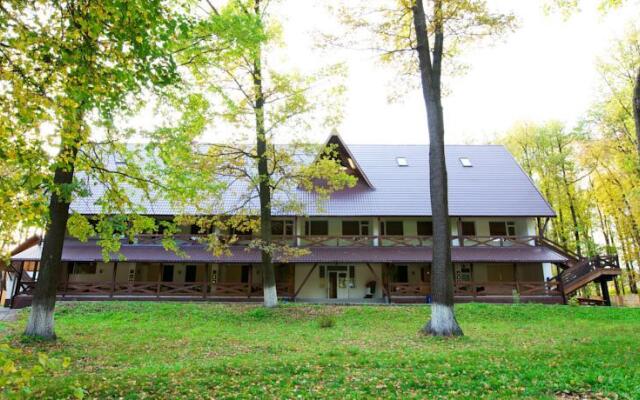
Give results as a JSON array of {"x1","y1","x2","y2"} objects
[
  {"x1": 11, "y1": 262, "x2": 295, "y2": 306},
  {"x1": 9, "y1": 239, "x2": 570, "y2": 307}
]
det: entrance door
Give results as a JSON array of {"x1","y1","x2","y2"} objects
[
  {"x1": 328, "y1": 270, "x2": 349, "y2": 299},
  {"x1": 328, "y1": 272, "x2": 338, "y2": 298},
  {"x1": 162, "y1": 265, "x2": 174, "y2": 282},
  {"x1": 185, "y1": 265, "x2": 197, "y2": 283}
]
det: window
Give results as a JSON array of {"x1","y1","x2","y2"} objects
[
  {"x1": 272, "y1": 220, "x2": 294, "y2": 236},
  {"x1": 162, "y1": 265, "x2": 174, "y2": 282},
  {"x1": 241, "y1": 265, "x2": 251, "y2": 283},
  {"x1": 230, "y1": 226, "x2": 253, "y2": 236},
  {"x1": 70, "y1": 262, "x2": 96, "y2": 275},
  {"x1": 417, "y1": 221, "x2": 433, "y2": 236},
  {"x1": 190, "y1": 224, "x2": 214, "y2": 235},
  {"x1": 489, "y1": 222, "x2": 507, "y2": 236},
  {"x1": 319, "y1": 265, "x2": 326, "y2": 278},
  {"x1": 459, "y1": 157, "x2": 472, "y2": 167},
  {"x1": 396, "y1": 157, "x2": 408, "y2": 166},
  {"x1": 489, "y1": 221, "x2": 516, "y2": 236},
  {"x1": 461, "y1": 221, "x2": 476, "y2": 236},
  {"x1": 185, "y1": 265, "x2": 197, "y2": 283},
  {"x1": 392, "y1": 265, "x2": 409, "y2": 283},
  {"x1": 305, "y1": 220, "x2": 328, "y2": 236},
  {"x1": 381, "y1": 221, "x2": 404, "y2": 236},
  {"x1": 342, "y1": 220, "x2": 369, "y2": 236}
]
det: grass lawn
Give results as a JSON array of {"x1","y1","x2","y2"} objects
[{"x1": 2, "y1": 302, "x2": 639, "y2": 399}]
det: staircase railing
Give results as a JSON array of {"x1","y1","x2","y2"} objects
[
  {"x1": 558, "y1": 255, "x2": 620, "y2": 293},
  {"x1": 537, "y1": 237, "x2": 581, "y2": 265}
]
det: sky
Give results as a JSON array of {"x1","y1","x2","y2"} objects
[{"x1": 247, "y1": 0, "x2": 639, "y2": 145}]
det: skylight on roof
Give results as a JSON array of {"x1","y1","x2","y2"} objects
[
  {"x1": 396, "y1": 157, "x2": 408, "y2": 167},
  {"x1": 459, "y1": 157, "x2": 472, "y2": 167}
]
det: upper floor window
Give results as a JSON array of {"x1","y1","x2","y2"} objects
[
  {"x1": 272, "y1": 220, "x2": 294, "y2": 236},
  {"x1": 461, "y1": 221, "x2": 476, "y2": 236},
  {"x1": 489, "y1": 221, "x2": 516, "y2": 236},
  {"x1": 417, "y1": 221, "x2": 433, "y2": 236},
  {"x1": 342, "y1": 220, "x2": 369, "y2": 236},
  {"x1": 381, "y1": 221, "x2": 404, "y2": 236},
  {"x1": 305, "y1": 220, "x2": 329, "y2": 236},
  {"x1": 230, "y1": 226, "x2": 253, "y2": 237}
]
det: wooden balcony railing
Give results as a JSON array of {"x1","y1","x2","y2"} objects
[
  {"x1": 388, "y1": 280, "x2": 561, "y2": 298},
  {"x1": 455, "y1": 280, "x2": 561, "y2": 297},
  {"x1": 106, "y1": 234, "x2": 543, "y2": 248},
  {"x1": 389, "y1": 282, "x2": 431, "y2": 296},
  {"x1": 15, "y1": 280, "x2": 294, "y2": 299}
]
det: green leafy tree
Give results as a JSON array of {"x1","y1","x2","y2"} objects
[
  {"x1": 161, "y1": 0, "x2": 356, "y2": 307},
  {"x1": 332, "y1": 0, "x2": 514, "y2": 336},
  {"x1": 0, "y1": 0, "x2": 190, "y2": 339}
]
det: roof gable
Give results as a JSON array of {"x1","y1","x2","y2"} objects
[{"x1": 322, "y1": 133, "x2": 374, "y2": 189}]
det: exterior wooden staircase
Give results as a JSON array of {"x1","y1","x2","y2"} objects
[
  {"x1": 541, "y1": 237, "x2": 622, "y2": 305},
  {"x1": 559, "y1": 255, "x2": 621, "y2": 297}
]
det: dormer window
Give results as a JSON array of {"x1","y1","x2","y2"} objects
[
  {"x1": 459, "y1": 157, "x2": 472, "y2": 167},
  {"x1": 396, "y1": 157, "x2": 408, "y2": 167}
]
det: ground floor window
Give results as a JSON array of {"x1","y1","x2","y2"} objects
[
  {"x1": 69, "y1": 262, "x2": 97, "y2": 275},
  {"x1": 185, "y1": 265, "x2": 197, "y2": 282},
  {"x1": 162, "y1": 265, "x2": 174, "y2": 282},
  {"x1": 241, "y1": 265, "x2": 251, "y2": 283},
  {"x1": 390, "y1": 265, "x2": 408, "y2": 283}
]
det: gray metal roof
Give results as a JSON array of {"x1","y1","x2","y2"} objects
[
  {"x1": 71, "y1": 142, "x2": 555, "y2": 217},
  {"x1": 12, "y1": 241, "x2": 568, "y2": 264}
]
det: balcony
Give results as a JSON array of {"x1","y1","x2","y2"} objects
[{"x1": 127, "y1": 234, "x2": 541, "y2": 248}]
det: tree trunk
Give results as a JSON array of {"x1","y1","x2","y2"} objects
[
  {"x1": 253, "y1": 0, "x2": 277, "y2": 308},
  {"x1": 412, "y1": 0, "x2": 462, "y2": 337},
  {"x1": 633, "y1": 66, "x2": 640, "y2": 159},
  {"x1": 24, "y1": 145, "x2": 78, "y2": 339}
]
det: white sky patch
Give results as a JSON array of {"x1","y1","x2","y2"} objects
[{"x1": 119, "y1": 0, "x2": 638, "y2": 145}]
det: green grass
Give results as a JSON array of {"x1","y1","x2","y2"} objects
[{"x1": 3, "y1": 302, "x2": 640, "y2": 399}]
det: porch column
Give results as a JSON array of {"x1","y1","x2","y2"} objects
[
  {"x1": 599, "y1": 279, "x2": 611, "y2": 306},
  {"x1": 110, "y1": 262, "x2": 118, "y2": 298},
  {"x1": 457, "y1": 218, "x2": 465, "y2": 247},
  {"x1": 366, "y1": 263, "x2": 388, "y2": 300},
  {"x1": 247, "y1": 264, "x2": 253, "y2": 298},
  {"x1": 33, "y1": 262, "x2": 39, "y2": 281},
  {"x1": 203, "y1": 264, "x2": 210, "y2": 299},
  {"x1": 12, "y1": 261, "x2": 25, "y2": 302},
  {"x1": 156, "y1": 265, "x2": 162, "y2": 298},
  {"x1": 513, "y1": 263, "x2": 519, "y2": 294},
  {"x1": 62, "y1": 262, "x2": 70, "y2": 298}
]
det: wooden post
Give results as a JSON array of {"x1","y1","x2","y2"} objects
[
  {"x1": 156, "y1": 265, "x2": 162, "y2": 298},
  {"x1": 599, "y1": 278, "x2": 611, "y2": 306},
  {"x1": 293, "y1": 263, "x2": 317, "y2": 299},
  {"x1": 203, "y1": 264, "x2": 210, "y2": 299},
  {"x1": 513, "y1": 263, "x2": 519, "y2": 295},
  {"x1": 110, "y1": 262, "x2": 118, "y2": 298},
  {"x1": 247, "y1": 264, "x2": 253, "y2": 298},
  {"x1": 32, "y1": 262, "x2": 39, "y2": 281},
  {"x1": 12, "y1": 261, "x2": 25, "y2": 301},
  {"x1": 457, "y1": 218, "x2": 465, "y2": 247},
  {"x1": 63, "y1": 262, "x2": 70, "y2": 298},
  {"x1": 557, "y1": 266, "x2": 567, "y2": 304},
  {"x1": 366, "y1": 263, "x2": 389, "y2": 300}
]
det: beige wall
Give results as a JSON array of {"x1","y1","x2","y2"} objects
[
  {"x1": 294, "y1": 263, "x2": 383, "y2": 299},
  {"x1": 471, "y1": 263, "x2": 544, "y2": 282}
]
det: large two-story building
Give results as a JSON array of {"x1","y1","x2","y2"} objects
[{"x1": 6, "y1": 135, "x2": 620, "y2": 307}]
